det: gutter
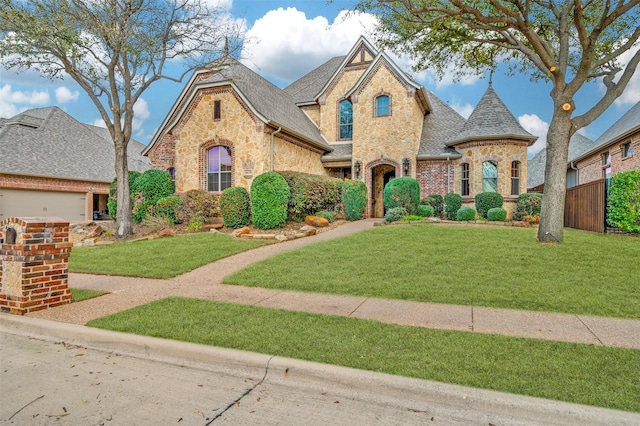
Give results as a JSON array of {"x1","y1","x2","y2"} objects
[
  {"x1": 321, "y1": 155, "x2": 352, "y2": 163},
  {"x1": 416, "y1": 153, "x2": 462, "y2": 161}
]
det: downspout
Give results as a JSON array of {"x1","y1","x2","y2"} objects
[
  {"x1": 446, "y1": 155, "x2": 451, "y2": 193},
  {"x1": 270, "y1": 127, "x2": 282, "y2": 171}
]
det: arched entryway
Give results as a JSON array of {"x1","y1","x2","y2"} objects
[{"x1": 370, "y1": 163, "x2": 396, "y2": 218}]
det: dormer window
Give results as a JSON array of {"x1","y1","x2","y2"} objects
[
  {"x1": 375, "y1": 95, "x2": 390, "y2": 116},
  {"x1": 339, "y1": 99, "x2": 353, "y2": 140}
]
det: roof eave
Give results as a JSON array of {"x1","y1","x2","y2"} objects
[
  {"x1": 266, "y1": 120, "x2": 332, "y2": 153},
  {"x1": 416, "y1": 153, "x2": 462, "y2": 161},
  {"x1": 570, "y1": 126, "x2": 639, "y2": 164},
  {"x1": 321, "y1": 155, "x2": 352, "y2": 162},
  {"x1": 446, "y1": 134, "x2": 538, "y2": 147}
]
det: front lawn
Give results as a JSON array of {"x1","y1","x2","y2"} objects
[
  {"x1": 87, "y1": 297, "x2": 640, "y2": 413},
  {"x1": 69, "y1": 232, "x2": 269, "y2": 278},
  {"x1": 224, "y1": 224, "x2": 640, "y2": 319}
]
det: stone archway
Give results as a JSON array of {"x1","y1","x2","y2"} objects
[{"x1": 371, "y1": 164, "x2": 396, "y2": 218}]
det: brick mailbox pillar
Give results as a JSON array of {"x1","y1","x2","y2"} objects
[{"x1": 0, "y1": 217, "x2": 73, "y2": 315}]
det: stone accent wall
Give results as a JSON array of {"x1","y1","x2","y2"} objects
[
  {"x1": 0, "y1": 217, "x2": 73, "y2": 315},
  {"x1": 301, "y1": 105, "x2": 320, "y2": 127},
  {"x1": 0, "y1": 173, "x2": 110, "y2": 222},
  {"x1": 576, "y1": 131, "x2": 639, "y2": 184}
]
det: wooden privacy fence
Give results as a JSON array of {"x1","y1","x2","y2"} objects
[{"x1": 564, "y1": 179, "x2": 606, "y2": 233}]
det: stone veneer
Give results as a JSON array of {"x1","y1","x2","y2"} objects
[{"x1": 0, "y1": 217, "x2": 73, "y2": 315}]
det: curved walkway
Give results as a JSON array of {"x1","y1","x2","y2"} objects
[{"x1": 28, "y1": 219, "x2": 640, "y2": 350}]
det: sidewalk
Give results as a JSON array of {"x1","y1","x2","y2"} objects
[{"x1": 28, "y1": 219, "x2": 640, "y2": 349}]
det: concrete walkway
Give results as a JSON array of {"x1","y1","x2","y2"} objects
[{"x1": 29, "y1": 219, "x2": 640, "y2": 350}]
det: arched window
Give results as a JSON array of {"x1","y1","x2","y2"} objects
[
  {"x1": 461, "y1": 163, "x2": 470, "y2": 196},
  {"x1": 482, "y1": 161, "x2": 498, "y2": 193},
  {"x1": 511, "y1": 161, "x2": 520, "y2": 195},
  {"x1": 207, "y1": 146, "x2": 232, "y2": 192},
  {"x1": 339, "y1": 99, "x2": 353, "y2": 140},
  {"x1": 375, "y1": 95, "x2": 390, "y2": 116}
]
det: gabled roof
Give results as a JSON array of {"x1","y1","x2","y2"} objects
[
  {"x1": 570, "y1": 101, "x2": 640, "y2": 164},
  {"x1": 417, "y1": 90, "x2": 466, "y2": 159},
  {"x1": 284, "y1": 56, "x2": 345, "y2": 105},
  {"x1": 526, "y1": 133, "x2": 595, "y2": 188},
  {"x1": 0, "y1": 107, "x2": 150, "y2": 182},
  {"x1": 145, "y1": 58, "x2": 331, "y2": 154},
  {"x1": 447, "y1": 85, "x2": 537, "y2": 146}
]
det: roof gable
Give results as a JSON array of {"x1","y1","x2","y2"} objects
[{"x1": 447, "y1": 85, "x2": 536, "y2": 146}]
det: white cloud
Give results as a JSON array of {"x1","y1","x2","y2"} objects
[
  {"x1": 0, "y1": 84, "x2": 50, "y2": 118},
  {"x1": 90, "y1": 118, "x2": 107, "y2": 128},
  {"x1": 519, "y1": 113, "x2": 549, "y2": 158},
  {"x1": 132, "y1": 98, "x2": 150, "y2": 134},
  {"x1": 449, "y1": 101, "x2": 474, "y2": 119},
  {"x1": 55, "y1": 86, "x2": 80, "y2": 103},
  {"x1": 241, "y1": 8, "x2": 378, "y2": 84},
  {"x1": 613, "y1": 44, "x2": 640, "y2": 106}
]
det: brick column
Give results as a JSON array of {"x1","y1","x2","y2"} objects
[{"x1": 0, "y1": 217, "x2": 73, "y2": 315}]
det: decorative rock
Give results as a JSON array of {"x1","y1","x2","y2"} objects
[
  {"x1": 305, "y1": 215, "x2": 329, "y2": 227},
  {"x1": 275, "y1": 234, "x2": 288, "y2": 242},
  {"x1": 158, "y1": 228, "x2": 176, "y2": 238},
  {"x1": 203, "y1": 223, "x2": 224, "y2": 230},
  {"x1": 513, "y1": 221, "x2": 531, "y2": 228},
  {"x1": 300, "y1": 225, "x2": 317, "y2": 236},
  {"x1": 232, "y1": 226, "x2": 251, "y2": 236},
  {"x1": 427, "y1": 217, "x2": 442, "y2": 223}
]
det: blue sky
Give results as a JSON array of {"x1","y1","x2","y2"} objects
[{"x1": 1, "y1": 0, "x2": 638, "y2": 158}]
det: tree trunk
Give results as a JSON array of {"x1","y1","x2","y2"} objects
[
  {"x1": 114, "y1": 140, "x2": 133, "y2": 238},
  {"x1": 537, "y1": 112, "x2": 573, "y2": 243}
]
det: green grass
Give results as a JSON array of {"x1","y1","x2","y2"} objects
[
  {"x1": 69, "y1": 233, "x2": 268, "y2": 278},
  {"x1": 224, "y1": 224, "x2": 640, "y2": 318},
  {"x1": 88, "y1": 297, "x2": 640, "y2": 413},
  {"x1": 70, "y1": 288, "x2": 108, "y2": 302}
]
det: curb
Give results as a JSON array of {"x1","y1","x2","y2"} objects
[{"x1": 2, "y1": 313, "x2": 638, "y2": 425}]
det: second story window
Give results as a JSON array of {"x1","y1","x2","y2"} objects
[
  {"x1": 375, "y1": 95, "x2": 390, "y2": 116},
  {"x1": 339, "y1": 99, "x2": 353, "y2": 140},
  {"x1": 214, "y1": 100, "x2": 221, "y2": 120},
  {"x1": 622, "y1": 142, "x2": 634, "y2": 158}
]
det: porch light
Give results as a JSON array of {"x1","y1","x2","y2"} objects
[
  {"x1": 402, "y1": 158, "x2": 410, "y2": 176},
  {"x1": 354, "y1": 160, "x2": 361, "y2": 179}
]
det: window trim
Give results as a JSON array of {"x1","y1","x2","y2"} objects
[
  {"x1": 482, "y1": 160, "x2": 498, "y2": 193},
  {"x1": 622, "y1": 141, "x2": 634, "y2": 158},
  {"x1": 510, "y1": 161, "x2": 520, "y2": 196},
  {"x1": 213, "y1": 100, "x2": 221, "y2": 121},
  {"x1": 206, "y1": 145, "x2": 232, "y2": 192},
  {"x1": 374, "y1": 94, "x2": 390, "y2": 117},
  {"x1": 338, "y1": 99, "x2": 353, "y2": 140},
  {"x1": 461, "y1": 163, "x2": 470, "y2": 196}
]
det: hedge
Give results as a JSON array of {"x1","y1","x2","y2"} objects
[
  {"x1": 475, "y1": 192, "x2": 504, "y2": 218},
  {"x1": 342, "y1": 180, "x2": 367, "y2": 221},
  {"x1": 220, "y1": 187, "x2": 251, "y2": 229},
  {"x1": 513, "y1": 193, "x2": 542, "y2": 220},
  {"x1": 278, "y1": 171, "x2": 342, "y2": 222},
  {"x1": 444, "y1": 193, "x2": 462, "y2": 220},
  {"x1": 250, "y1": 172, "x2": 290, "y2": 229},
  {"x1": 607, "y1": 170, "x2": 640, "y2": 233},
  {"x1": 131, "y1": 169, "x2": 174, "y2": 224},
  {"x1": 383, "y1": 177, "x2": 420, "y2": 214}
]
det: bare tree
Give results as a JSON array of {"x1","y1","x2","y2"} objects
[
  {"x1": 355, "y1": 0, "x2": 640, "y2": 242},
  {"x1": 0, "y1": 0, "x2": 243, "y2": 237}
]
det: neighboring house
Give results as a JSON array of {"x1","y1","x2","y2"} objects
[
  {"x1": 527, "y1": 100, "x2": 639, "y2": 191},
  {"x1": 145, "y1": 37, "x2": 536, "y2": 218},
  {"x1": 0, "y1": 107, "x2": 150, "y2": 222}
]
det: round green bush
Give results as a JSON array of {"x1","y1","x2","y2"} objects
[
  {"x1": 130, "y1": 169, "x2": 174, "y2": 224},
  {"x1": 475, "y1": 192, "x2": 504, "y2": 218},
  {"x1": 457, "y1": 206, "x2": 476, "y2": 221},
  {"x1": 154, "y1": 195, "x2": 181, "y2": 224},
  {"x1": 383, "y1": 177, "x2": 420, "y2": 214},
  {"x1": 385, "y1": 207, "x2": 407, "y2": 222},
  {"x1": 341, "y1": 180, "x2": 368, "y2": 221},
  {"x1": 220, "y1": 187, "x2": 251, "y2": 229},
  {"x1": 513, "y1": 192, "x2": 542, "y2": 220},
  {"x1": 607, "y1": 170, "x2": 640, "y2": 233},
  {"x1": 314, "y1": 210, "x2": 336, "y2": 223},
  {"x1": 444, "y1": 193, "x2": 462, "y2": 220},
  {"x1": 250, "y1": 172, "x2": 290, "y2": 229},
  {"x1": 487, "y1": 207, "x2": 507, "y2": 221},
  {"x1": 417, "y1": 204, "x2": 434, "y2": 217},
  {"x1": 422, "y1": 194, "x2": 443, "y2": 217}
]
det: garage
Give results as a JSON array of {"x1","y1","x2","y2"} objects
[{"x1": 0, "y1": 189, "x2": 86, "y2": 223}]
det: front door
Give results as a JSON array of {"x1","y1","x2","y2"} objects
[{"x1": 371, "y1": 164, "x2": 396, "y2": 218}]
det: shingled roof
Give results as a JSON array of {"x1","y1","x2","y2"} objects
[
  {"x1": 417, "y1": 90, "x2": 466, "y2": 159},
  {"x1": 0, "y1": 107, "x2": 150, "y2": 182},
  {"x1": 447, "y1": 84, "x2": 537, "y2": 146},
  {"x1": 284, "y1": 56, "x2": 346, "y2": 105}
]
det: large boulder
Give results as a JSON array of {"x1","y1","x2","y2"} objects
[{"x1": 305, "y1": 215, "x2": 329, "y2": 227}]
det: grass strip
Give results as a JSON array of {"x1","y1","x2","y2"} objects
[
  {"x1": 70, "y1": 288, "x2": 108, "y2": 302},
  {"x1": 224, "y1": 225, "x2": 640, "y2": 319},
  {"x1": 69, "y1": 232, "x2": 268, "y2": 278},
  {"x1": 87, "y1": 297, "x2": 640, "y2": 413}
]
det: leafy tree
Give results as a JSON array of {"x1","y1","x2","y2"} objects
[
  {"x1": 0, "y1": 0, "x2": 242, "y2": 237},
  {"x1": 355, "y1": 0, "x2": 640, "y2": 242}
]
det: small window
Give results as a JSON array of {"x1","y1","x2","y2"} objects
[
  {"x1": 207, "y1": 146, "x2": 232, "y2": 192},
  {"x1": 339, "y1": 99, "x2": 353, "y2": 139},
  {"x1": 602, "y1": 152, "x2": 610, "y2": 165},
  {"x1": 511, "y1": 161, "x2": 520, "y2": 196},
  {"x1": 461, "y1": 163, "x2": 470, "y2": 196},
  {"x1": 168, "y1": 167, "x2": 176, "y2": 192},
  {"x1": 214, "y1": 100, "x2": 221, "y2": 120},
  {"x1": 375, "y1": 95, "x2": 390, "y2": 116},
  {"x1": 482, "y1": 161, "x2": 498, "y2": 193},
  {"x1": 622, "y1": 142, "x2": 634, "y2": 158}
]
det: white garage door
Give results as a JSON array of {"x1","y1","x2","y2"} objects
[{"x1": 0, "y1": 189, "x2": 86, "y2": 222}]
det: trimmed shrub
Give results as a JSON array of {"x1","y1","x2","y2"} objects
[
  {"x1": 487, "y1": 207, "x2": 507, "y2": 221},
  {"x1": 314, "y1": 210, "x2": 336, "y2": 223},
  {"x1": 475, "y1": 192, "x2": 504, "y2": 218},
  {"x1": 250, "y1": 171, "x2": 290, "y2": 229},
  {"x1": 457, "y1": 206, "x2": 476, "y2": 221},
  {"x1": 176, "y1": 190, "x2": 220, "y2": 224},
  {"x1": 154, "y1": 195, "x2": 181, "y2": 224},
  {"x1": 220, "y1": 187, "x2": 251, "y2": 229},
  {"x1": 385, "y1": 207, "x2": 407, "y2": 222},
  {"x1": 513, "y1": 193, "x2": 542, "y2": 220},
  {"x1": 607, "y1": 170, "x2": 640, "y2": 233},
  {"x1": 401, "y1": 215, "x2": 423, "y2": 221},
  {"x1": 444, "y1": 193, "x2": 462, "y2": 220},
  {"x1": 423, "y1": 194, "x2": 443, "y2": 218},
  {"x1": 131, "y1": 169, "x2": 174, "y2": 224},
  {"x1": 342, "y1": 180, "x2": 368, "y2": 221},
  {"x1": 107, "y1": 170, "x2": 142, "y2": 219},
  {"x1": 383, "y1": 177, "x2": 420, "y2": 214},
  {"x1": 279, "y1": 171, "x2": 343, "y2": 222},
  {"x1": 417, "y1": 204, "x2": 435, "y2": 218}
]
